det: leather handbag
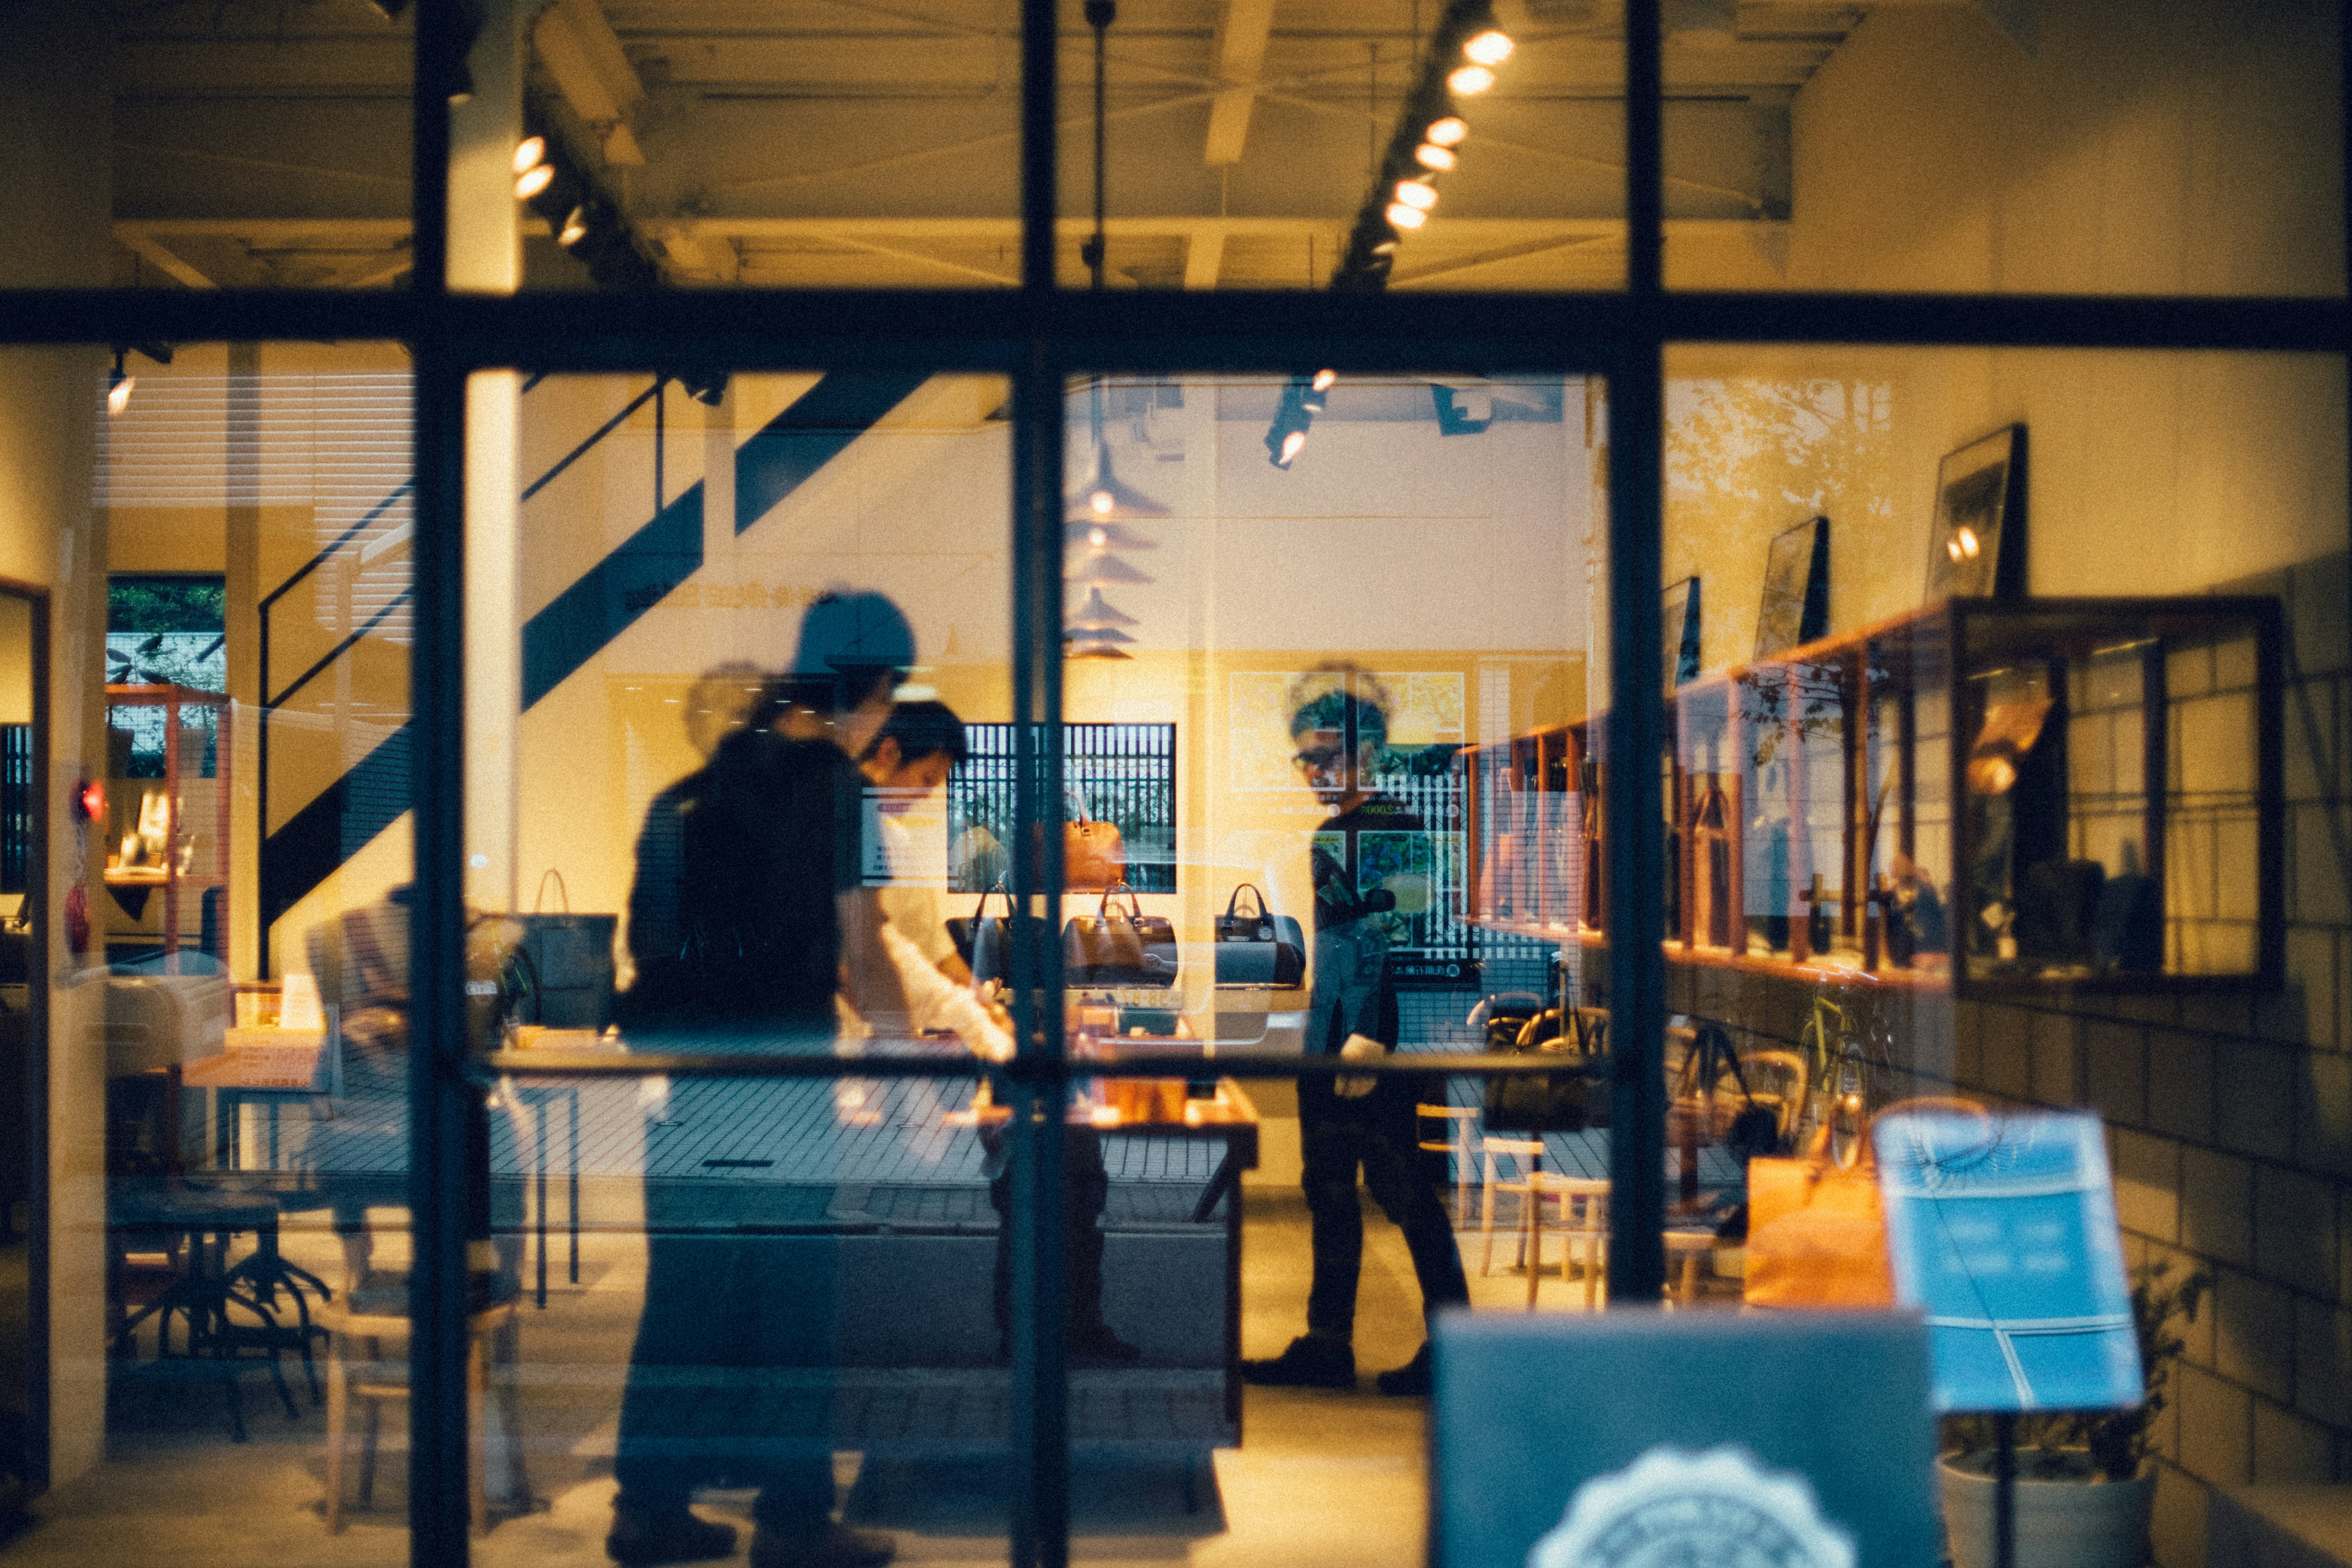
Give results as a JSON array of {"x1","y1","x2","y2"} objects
[
  {"x1": 511, "y1": 871, "x2": 618, "y2": 1030},
  {"x1": 1213, "y1": 884, "x2": 1306, "y2": 987},
  {"x1": 946, "y1": 880, "x2": 1047, "y2": 987},
  {"x1": 1743, "y1": 1095, "x2": 1987, "y2": 1310},
  {"x1": 1482, "y1": 1003, "x2": 1609, "y2": 1133},
  {"x1": 1062, "y1": 883, "x2": 1178, "y2": 988},
  {"x1": 1064, "y1": 797, "x2": 1126, "y2": 892},
  {"x1": 1669, "y1": 1022, "x2": 1782, "y2": 1161}
]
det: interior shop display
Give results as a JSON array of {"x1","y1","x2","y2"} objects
[
  {"x1": 1755, "y1": 515, "x2": 1831, "y2": 658},
  {"x1": 1463, "y1": 595, "x2": 2281, "y2": 995},
  {"x1": 1062, "y1": 882, "x2": 1179, "y2": 988},
  {"x1": 511, "y1": 870, "x2": 618, "y2": 1030},
  {"x1": 1064, "y1": 796, "x2": 1128, "y2": 890},
  {"x1": 103, "y1": 683, "x2": 231, "y2": 969},
  {"x1": 1923, "y1": 426, "x2": 2026, "y2": 602},
  {"x1": 1212, "y1": 885, "x2": 1305, "y2": 986}
]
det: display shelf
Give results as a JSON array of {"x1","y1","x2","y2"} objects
[{"x1": 1461, "y1": 596, "x2": 2282, "y2": 997}]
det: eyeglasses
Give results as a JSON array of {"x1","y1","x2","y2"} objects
[{"x1": 1293, "y1": 745, "x2": 1347, "y2": 770}]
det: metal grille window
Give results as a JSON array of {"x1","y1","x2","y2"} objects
[{"x1": 952, "y1": 723, "x2": 1176, "y2": 893}]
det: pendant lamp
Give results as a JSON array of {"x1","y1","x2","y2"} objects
[
  {"x1": 1066, "y1": 587, "x2": 1140, "y2": 630},
  {"x1": 1066, "y1": 517, "x2": 1159, "y2": 551},
  {"x1": 1066, "y1": 437, "x2": 1169, "y2": 521},
  {"x1": 1066, "y1": 551, "x2": 1153, "y2": 587}
]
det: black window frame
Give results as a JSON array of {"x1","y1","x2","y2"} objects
[{"x1": 0, "y1": 1, "x2": 2342, "y2": 1563}]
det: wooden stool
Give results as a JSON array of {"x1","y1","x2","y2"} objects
[
  {"x1": 1663, "y1": 1230, "x2": 1716, "y2": 1309},
  {"x1": 319, "y1": 1280, "x2": 526, "y2": 1535},
  {"x1": 1415, "y1": 1104, "x2": 1481, "y2": 1224}
]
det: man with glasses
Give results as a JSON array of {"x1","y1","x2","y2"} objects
[{"x1": 1241, "y1": 668, "x2": 1468, "y2": 1398}]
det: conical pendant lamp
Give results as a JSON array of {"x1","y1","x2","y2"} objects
[
  {"x1": 1066, "y1": 587, "x2": 1139, "y2": 630},
  {"x1": 1065, "y1": 437, "x2": 1169, "y2": 521},
  {"x1": 1066, "y1": 516, "x2": 1158, "y2": 551},
  {"x1": 1066, "y1": 550, "x2": 1153, "y2": 587},
  {"x1": 1066, "y1": 636, "x2": 1134, "y2": 662}
]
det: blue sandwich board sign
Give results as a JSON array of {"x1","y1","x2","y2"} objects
[{"x1": 1873, "y1": 1109, "x2": 2140, "y2": 1414}]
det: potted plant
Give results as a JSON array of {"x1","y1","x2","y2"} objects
[{"x1": 1939, "y1": 1262, "x2": 2209, "y2": 1568}]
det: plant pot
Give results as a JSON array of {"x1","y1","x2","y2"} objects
[{"x1": 1939, "y1": 1449, "x2": 2156, "y2": 1568}]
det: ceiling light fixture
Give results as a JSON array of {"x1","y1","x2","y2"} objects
[
  {"x1": 1415, "y1": 142, "x2": 1458, "y2": 171},
  {"x1": 513, "y1": 136, "x2": 547, "y2": 175},
  {"x1": 1426, "y1": 116, "x2": 1469, "y2": 146},
  {"x1": 559, "y1": 205, "x2": 590, "y2": 247},
  {"x1": 1448, "y1": 64, "x2": 1496, "y2": 95},
  {"x1": 1393, "y1": 180, "x2": 1438, "y2": 211},
  {"x1": 1463, "y1": 30, "x2": 1514, "y2": 65},
  {"x1": 515, "y1": 162, "x2": 555, "y2": 199},
  {"x1": 1312, "y1": 369, "x2": 1337, "y2": 392},
  {"x1": 107, "y1": 351, "x2": 132, "y2": 418},
  {"x1": 1066, "y1": 587, "x2": 1141, "y2": 630},
  {"x1": 1385, "y1": 202, "x2": 1429, "y2": 230},
  {"x1": 1066, "y1": 518, "x2": 1159, "y2": 551}
]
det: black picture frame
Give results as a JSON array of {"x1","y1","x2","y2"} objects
[
  {"x1": 1663, "y1": 577, "x2": 1700, "y2": 692},
  {"x1": 1925, "y1": 425, "x2": 2027, "y2": 601},
  {"x1": 1755, "y1": 514, "x2": 1830, "y2": 658}
]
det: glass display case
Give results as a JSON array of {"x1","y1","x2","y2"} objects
[{"x1": 1463, "y1": 596, "x2": 2282, "y2": 996}]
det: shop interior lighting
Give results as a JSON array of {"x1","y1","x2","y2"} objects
[
  {"x1": 513, "y1": 136, "x2": 548, "y2": 175},
  {"x1": 1066, "y1": 587, "x2": 1140, "y2": 630},
  {"x1": 107, "y1": 352, "x2": 132, "y2": 418},
  {"x1": 1463, "y1": 30, "x2": 1514, "y2": 65},
  {"x1": 1066, "y1": 518, "x2": 1158, "y2": 551},
  {"x1": 559, "y1": 205, "x2": 590, "y2": 247},
  {"x1": 515, "y1": 161, "x2": 555, "y2": 199},
  {"x1": 1426, "y1": 116, "x2": 1469, "y2": 146},
  {"x1": 1393, "y1": 180, "x2": 1438, "y2": 211},
  {"x1": 1448, "y1": 64, "x2": 1496, "y2": 95},
  {"x1": 1311, "y1": 369, "x2": 1337, "y2": 392},
  {"x1": 1415, "y1": 142, "x2": 1458, "y2": 172},
  {"x1": 1385, "y1": 202, "x2": 1429, "y2": 230},
  {"x1": 1065, "y1": 550, "x2": 1154, "y2": 587}
]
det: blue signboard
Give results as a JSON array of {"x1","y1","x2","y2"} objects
[{"x1": 1873, "y1": 1110, "x2": 2140, "y2": 1414}]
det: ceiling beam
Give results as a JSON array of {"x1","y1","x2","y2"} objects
[
  {"x1": 113, "y1": 227, "x2": 218, "y2": 289},
  {"x1": 1204, "y1": 0, "x2": 1278, "y2": 167},
  {"x1": 534, "y1": 0, "x2": 647, "y2": 166}
]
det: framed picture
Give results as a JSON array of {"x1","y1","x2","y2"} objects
[
  {"x1": 1754, "y1": 514, "x2": 1830, "y2": 658},
  {"x1": 1662, "y1": 577, "x2": 1700, "y2": 691},
  {"x1": 1925, "y1": 425, "x2": 2026, "y2": 601}
]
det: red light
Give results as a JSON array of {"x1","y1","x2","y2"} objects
[{"x1": 78, "y1": 780, "x2": 103, "y2": 821}]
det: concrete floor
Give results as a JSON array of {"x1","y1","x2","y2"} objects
[{"x1": 0, "y1": 1179, "x2": 1663, "y2": 1568}]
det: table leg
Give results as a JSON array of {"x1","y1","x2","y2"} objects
[
  {"x1": 534, "y1": 1095, "x2": 549, "y2": 1309},
  {"x1": 568, "y1": 1087, "x2": 581, "y2": 1285}
]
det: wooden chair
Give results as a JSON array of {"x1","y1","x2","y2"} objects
[
  {"x1": 318, "y1": 1270, "x2": 527, "y2": 1535},
  {"x1": 1414, "y1": 1103, "x2": 1481, "y2": 1224}
]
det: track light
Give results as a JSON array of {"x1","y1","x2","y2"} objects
[
  {"x1": 1265, "y1": 374, "x2": 1319, "y2": 468},
  {"x1": 1393, "y1": 180, "x2": 1438, "y2": 211},
  {"x1": 1312, "y1": 369, "x2": 1337, "y2": 392},
  {"x1": 1385, "y1": 203, "x2": 1428, "y2": 230},
  {"x1": 1280, "y1": 431, "x2": 1307, "y2": 462},
  {"x1": 515, "y1": 162, "x2": 555, "y2": 199},
  {"x1": 513, "y1": 136, "x2": 547, "y2": 175},
  {"x1": 559, "y1": 205, "x2": 589, "y2": 246},
  {"x1": 1463, "y1": 30, "x2": 1513, "y2": 65},
  {"x1": 107, "y1": 352, "x2": 132, "y2": 418},
  {"x1": 1427, "y1": 117, "x2": 1469, "y2": 146},
  {"x1": 1448, "y1": 64, "x2": 1495, "y2": 94},
  {"x1": 1415, "y1": 143, "x2": 1458, "y2": 172}
]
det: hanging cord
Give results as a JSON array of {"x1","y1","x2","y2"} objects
[{"x1": 1083, "y1": 0, "x2": 1114, "y2": 288}]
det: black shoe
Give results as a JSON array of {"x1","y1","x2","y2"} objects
[
  {"x1": 749, "y1": 1521, "x2": 897, "y2": 1568},
  {"x1": 1072, "y1": 1323, "x2": 1144, "y2": 1365},
  {"x1": 1240, "y1": 1335, "x2": 1356, "y2": 1389},
  {"x1": 607, "y1": 1510, "x2": 739, "y2": 1566},
  {"x1": 1375, "y1": 1343, "x2": 1434, "y2": 1397}
]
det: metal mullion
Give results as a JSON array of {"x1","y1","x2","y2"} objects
[
  {"x1": 408, "y1": 3, "x2": 472, "y2": 1564},
  {"x1": 1605, "y1": 0, "x2": 1669, "y2": 1305},
  {"x1": 1011, "y1": 0, "x2": 1068, "y2": 1558},
  {"x1": 5, "y1": 288, "x2": 2348, "y2": 359}
]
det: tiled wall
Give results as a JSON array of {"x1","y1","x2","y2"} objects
[{"x1": 1935, "y1": 551, "x2": 2350, "y2": 1568}]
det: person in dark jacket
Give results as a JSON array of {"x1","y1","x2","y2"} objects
[
  {"x1": 1240, "y1": 669, "x2": 1469, "y2": 1398},
  {"x1": 608, "y1": 592, "x2": 912, "y2": 1568}
]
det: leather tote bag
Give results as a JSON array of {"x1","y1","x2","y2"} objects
[
  {"x1": 1213, "y1": 884, "x2": 1306, "y2": 987},
  {"x1": 1062, "y1": 883, "x2": 1178, "y2": 988},
  {"x1": 946, "y1": 880, "x2": 1047, "y2": 988},
  {"x1": 1064, "y1": 796, "x2": 1126, "y2": 892},
  {"x1": 513, "y1": 871, "x2": 618, "y2": 1030}
]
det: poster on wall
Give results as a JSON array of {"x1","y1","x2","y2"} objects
[{"x1": 1756, "y1": 515, "x2": 1831, "y2": 657}]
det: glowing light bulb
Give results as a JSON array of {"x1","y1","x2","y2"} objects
[
  {"x1": 1394, "y1": 180, "x2": 1438, "y2": 211},
  {"x1": 1947, "y1": 537, "x2": 1963, "y2": 562},
  {"x1": 1088, "y1": 526, "x2": 1108, "y2": 547},
  {"x1": 1426, "y1": 116, "x2": 1469, "y2": 146},
  {"x1": 1280, "y1": 430, "x2": 1307, "y2": 463},
  {"x1": 1089, "y1": 488, "x2": 1114, "y2": 516},
  {"x1": 1957, "y1": 525, "x2": 1981, "y2": 559},
  {"x1": 515, "y1": 162, "x2": 555, "y2": 199},
  {"x1": 107, "y1": 374, "x2": 134, "y2": 417},
  {"x1": 512, "y1": 135, "x2": 546, "y2": 174},
  {"x1": 559, "y1": 205, "x2": 588, "y2": 246},
  {"x1": 1385, "y1": 202, "x2": 1428, "y2": 230},
  {"x1": 1415, "y1": 142, "x2": 1458, "y2": 172},
  {"x1": 1311, "y1": 369, "x2": 1336, "y2": 392},
  {"x1": 1448, "y1": 64, "x2": 1495, "y2": 94},
  {"x1": 1463, "y1": 30, "x2": 1513, "y2": 65}
]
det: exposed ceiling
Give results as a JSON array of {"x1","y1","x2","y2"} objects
[{"x1": 110, "y1": 0, "x2": 1885, "y2": 292}]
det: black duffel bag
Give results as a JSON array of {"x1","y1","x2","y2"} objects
[
  {"x1": 1212, "y1": 884, "x2": 1306, "y2": 987},
  {"x1": 1482, "y1": 1000, "x2": 1609, "y2": 1134}
]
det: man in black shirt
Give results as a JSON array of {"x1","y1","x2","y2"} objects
[
  {"x1": 609, "y1": 592, "x2": 911, "y2": 1568},
  {"x1": 1241, "y1": 671, "x2": 1469, "y2": 1397}
]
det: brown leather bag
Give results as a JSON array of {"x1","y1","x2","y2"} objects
[
  {"x1": 1744, "y1": 1095, "x2": 1987, "y2": 1310},
  {"x1": 1064, "y1": 800, "x2": 1126, "y2": 891}
]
